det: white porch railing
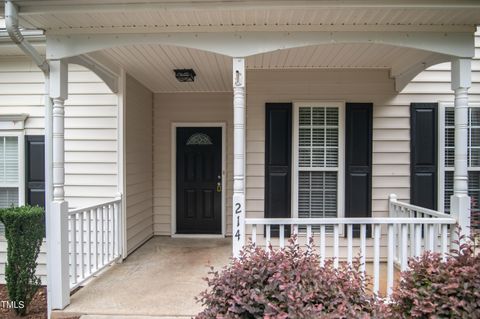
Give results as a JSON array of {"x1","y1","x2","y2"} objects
[
  {"x1": 67, "y1": 198, "x2": 123, "y2": 290},
  {"x1": 388, "y1": 194, "x2": 455, "y2": 270},
  {"x1": 244, "y1": 194, "x2": 456, "y2": 296}
]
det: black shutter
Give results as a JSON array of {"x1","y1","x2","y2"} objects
[
  {"x1": 345, "y1": 103, "x2": 373, "y2": 237},
  {"x1": 265, "y1": 103, "x2": 292, "y2": 236},
  {"x1": 25, "y1": 136, "x2": 45, "y2": 207},
  {"x1": 410, "y1": 103, "x2": 437, "y2": 209}
]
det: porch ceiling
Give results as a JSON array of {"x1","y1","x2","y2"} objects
[
  {"x1": 6, "y1": 1, "x2": 480, "y2": 34},
  {"x1": 98, "y1": 42, "x2": 443, "y2": 93}
]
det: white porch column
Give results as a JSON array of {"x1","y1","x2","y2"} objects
[
  {"x1": 232, "y1": 58, "x2": 246, "y2": 257},
  {"x1": 450, "y1": 58, "x2": 472, "y2": 242},
  {"x1": 48, "y1": 59, "x2": 70, "y2": 309}
]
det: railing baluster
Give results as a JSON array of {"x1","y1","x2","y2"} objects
[
  {"x1": 106, "y1": 204, "x2": 111, "y2": 260},
  {"x1": 279, "y1": 225, "x2": 285, "y2": 248},
  {"x1": 373, "y1": 224, "x2": 380, "y2": 295},
  {"x1": 424, "y1": 220, "x2": 429, "y2": 251},
  {"x1": 333, "y1": 224, "x2": 339, "y2": 268},
  {"x1": 360, "y1": 224, "x2": 366, "y2": 274},
  {"x1": 320, "y1": 225, "x2": 326, "y2": 267},
  {"x1": 387, "y1": 224, "x2": 394, "y2": 297},
  {"x1": 112, "y1": 203, "x2": 117, "y2": 258},
  {"x1": 427, "y1": 224, "x2": 435, "y2": 251},
  {"x1": 347, "y1": 224, "x2": 353, "y2": 265},
  {"x1": 71, "y1": 215, "x2": 77, "y2": 285},
  {"x1": 414, "y1": 224, "x2": 422, "y2": 257},
  {"x1": 409, "y1": 210, "x2": 415, "y2": 258},
  {"x1": 101, "y1": 205, "x2": 105, "y2": 266},
  {"x1": 86, "y1": 210, "x2": 92, "y2": 276},
  {"x1": 79, "y1": 211, "x2": 84, "y2": 281},
  {"x1": 266, "y1": 225, "x2": 271, "y2": 252},
  {"x1": 252, "y1": 224, "x2": 257, "y2": 245},
  {"x1": 401, "y1": 223, "x2": 408, "y2": 271},
  {"x1": 394, "y1": 207, "x2": 399, "y2": 263},
  {"x1": 306, "y1": 225, "x2": 312, "y2": 246},
  {"x1": 94, "y1": 208, "x2": 99, "y2": 270},
  {"x1": 116, "y1": 202, "x2": 121, "y2": 258},
  {"x1": 441, "y1": 224, "x2": 448, "y2": 261},
  {"x1": 433, "y1": 224, "x2": 439, "y2": 253},
  {"x1": 293, "y1": 224, "x2": 298, "y2": 245}
]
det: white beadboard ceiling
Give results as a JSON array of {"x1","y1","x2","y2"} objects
[
  {"x1": 7, "y1": 1, "x2": 480, "y2": 33},
  {"x1": 99, "y1": 42, "x2": 437, "y2": 93}
]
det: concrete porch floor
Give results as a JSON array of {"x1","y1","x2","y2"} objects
[
  {"x1": 59, "y1": 237, "x2": 232, "y2": 318},
  {"x1": 55, "y1": 236, "x2": 399, "y2": 318}
]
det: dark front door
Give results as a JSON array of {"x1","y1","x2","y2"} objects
[{"x1": 176, "y1": 127, "x2": 222, "y2": 234}]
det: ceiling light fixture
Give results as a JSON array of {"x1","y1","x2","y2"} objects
[{"x1": 174, "y1": 69, "x2": 196, "y2": 82}]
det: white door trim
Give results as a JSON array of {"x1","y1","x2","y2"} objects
[{"x1": 171, "y1": 122, "x2": 227, "y2": 237}]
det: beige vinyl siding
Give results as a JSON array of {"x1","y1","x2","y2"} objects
[
  {"x1": 246, "y1": 69, "x2": 402, "y2": 221},
  {"x1": 125, "y1": 74, "x2": 154, "y2": 253},
  {"x1": 0, "y1": 57, "x2": 119, "y2": 284},
  {"x1": 153, "y1": 93, "x2": 233, "y2": 236}
]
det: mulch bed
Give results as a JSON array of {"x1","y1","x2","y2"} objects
[
  {"x1": 0, "y1": 285, "x2": 81, "y2": 319},
  {"x1": 0, "y1": 285, "x2": 47, "y2": 318}
]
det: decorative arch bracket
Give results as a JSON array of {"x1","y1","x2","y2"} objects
[{"x1": 64, "y1": 53, "x2": 120, "y2": 93}]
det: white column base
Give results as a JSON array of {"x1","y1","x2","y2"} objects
[
  {"x1": 450, "y1": 194, "x2": 471, "y2": 245},
  {"x1": 49, "y1": 201, "x2": 70, "y2": 309}
]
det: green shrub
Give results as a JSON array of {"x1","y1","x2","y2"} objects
[
  {"x1": 0, "y1": 206, "x2": 45, "y2": 316},
  {"x1": 390, "y1": 235, "x2": 480, "y2": 319},
  {"x1": 196, "y1": 237, "x2": 390, "y2": 318}
]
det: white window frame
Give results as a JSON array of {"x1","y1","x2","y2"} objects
[
  {"x1": 292, "y1": 101, "x2": 346, "y2": 219},
  {"x1": 438, "y1": 102, "x2": 480, "y2": 212}
]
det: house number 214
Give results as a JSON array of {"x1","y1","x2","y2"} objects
[{"x1": 235, "y1": 203, "x2": 241, "y2": 241}]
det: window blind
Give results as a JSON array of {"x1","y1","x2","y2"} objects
[{"x1": 298, "y1": 106, "x2": 339, "y2": 222}]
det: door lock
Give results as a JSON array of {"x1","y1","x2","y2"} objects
[{"x1": 216, "y1": 182, "x2": 222, "y2": 193}]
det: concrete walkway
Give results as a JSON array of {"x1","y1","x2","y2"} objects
[{"x1": 59, "y1": 237, "x2": 232, "y2": 318}]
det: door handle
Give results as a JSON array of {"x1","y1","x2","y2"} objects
[{"x1": 216, "y1": 182, "x2": 222, "y2": 193}]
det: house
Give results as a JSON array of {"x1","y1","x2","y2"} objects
[{"x1": 0, "y1": 0, "x2": 479, "y2": 317}]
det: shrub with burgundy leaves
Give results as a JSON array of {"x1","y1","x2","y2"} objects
[
  {"x1": 390, "y1": 235, "x2": 480, "y2": 319},
  {"x1": 196, "y1": 237, "x2": 389, "y2": 319}
]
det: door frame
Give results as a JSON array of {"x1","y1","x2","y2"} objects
[{"x1": 171, "y1": 122, "x2": 227, "y2": 237}]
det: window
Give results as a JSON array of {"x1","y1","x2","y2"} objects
[
  {"x1": 439, "y1": 104, "x2": 480, "y2": 219},
  {"x1": 293, "y1": 102, "x2": 345, "y2": 223},
  {"x1": 0, "y1": 136, "x2": 20, "y2": 208},
  {"x1": 0, "y1": 114, "x2": 28, "y2": 235}
]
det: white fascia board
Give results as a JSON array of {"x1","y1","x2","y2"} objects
[{"x1": 12, "y1": 1, "x2": 480, "y2": 15}]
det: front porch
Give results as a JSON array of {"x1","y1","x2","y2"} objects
[{"x1": 60, "y1": 237, "x2": 231, "y2": 318}]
